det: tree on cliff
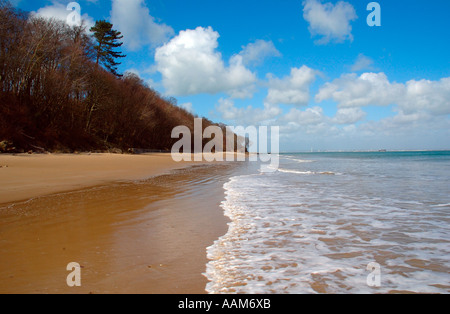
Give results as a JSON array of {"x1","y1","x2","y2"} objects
[{"x1": 90, "y1": 20, "x2": 125, "y2": 77}]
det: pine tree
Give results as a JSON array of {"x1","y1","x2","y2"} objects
[{"x1": 90, "y1": 20, "x2": 125, "y2": 77}]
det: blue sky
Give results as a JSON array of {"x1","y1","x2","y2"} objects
[{"x1": 13, "y1": 0, "x2": 450, "y2": 151}]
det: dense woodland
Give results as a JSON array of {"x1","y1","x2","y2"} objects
[{"x1": 0, "y1": 1, "x2": 232, "y2": 153}]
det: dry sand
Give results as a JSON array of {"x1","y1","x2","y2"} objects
[{"x1": 0, "y1": 153, "x2": 243, "y2": 294}]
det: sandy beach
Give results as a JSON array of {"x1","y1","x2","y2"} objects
[
  {"x1": 0, "y1": 153, "x2": 200, "y2": 204},
  {"x1": 0, "y1": 153, "x2": 242, "y2": 294}
]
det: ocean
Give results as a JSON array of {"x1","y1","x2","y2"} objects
[{"x1": 205, "y1": 151, "x2": 450, "y2": 294}]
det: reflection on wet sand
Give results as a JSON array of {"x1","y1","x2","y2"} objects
[{"x1": 0, "y1": 164, "x2": 239, "y2": 294}]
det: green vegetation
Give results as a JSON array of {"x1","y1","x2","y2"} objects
[{"x1": 90, "y1": 20, "x2": 125, "y2": 77}]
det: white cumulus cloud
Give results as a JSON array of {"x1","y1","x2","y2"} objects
[
  {"x1": 238, "y1": 40, "x2": 281, "y2": 66},
  {"x1": 283, "y1": 106, "x2": 326, "y2": 126},
  {"x1": 302, "y1": 0, "x2": 357, "y2": 44},
  {"x1": 111, "y1": 0, "x2": 174, "y2": 51},
  {"x1": 402, "y1": 78, "x2": 450, "y2": 116},
  {"x1": 315, "y1": 72, "x2": 404, "y2": 108},
  {"x1": 32, "y1": 1, "x2": 95, "y2": 30},
  {"x1": 215, "y1": 98, "x2": 282, "y2": 126},
  {"x1": 351, "y1": 54, "x2": 375, "y2": 72},
  {"x1": 316, "y1": 72, "x2": 450, "y2": 117},
  {"x1": 266, "y1": 66, "x2": 319, "y2": 106},
  {"x1": 155, "y1": 26, "x2": 257, "y2": 98},
  {"x1": 333, "y1": 107, "x2": 367, "y2": 124}
]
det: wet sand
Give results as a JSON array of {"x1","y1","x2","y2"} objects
[
  {"x1": 0, "y1": 153, "x2": 198, "y2": 204},
  {"x1": 0, "y1": 154, "x2": 243, "y2": 294}
]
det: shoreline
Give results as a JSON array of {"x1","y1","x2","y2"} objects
[
  {"x1": 0, "y1": 152, "x2": 247, "y2": 205},
  {"x1": 0, "y1": 153, "x2": 242, "y2": 294}
]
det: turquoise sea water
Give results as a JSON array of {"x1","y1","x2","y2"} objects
[{"x1": 206, "y1": 151, "x2": 450, "y2": 294}]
